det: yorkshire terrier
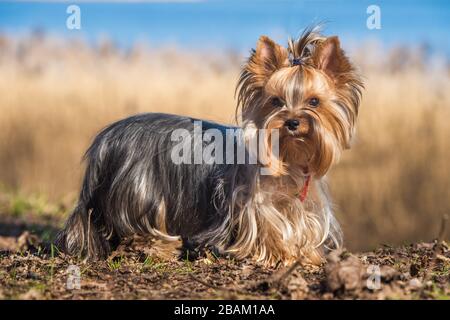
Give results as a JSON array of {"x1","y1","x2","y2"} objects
[{"x1": 56, "y1": 27, "x2": 363, "y2": 266}]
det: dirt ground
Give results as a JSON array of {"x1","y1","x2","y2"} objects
[{"x1": 0, "y1": 212, "x2": 448, "y2": 300}]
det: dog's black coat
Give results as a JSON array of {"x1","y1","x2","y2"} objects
[{"x1": 56, "y1": 113, "x2": 254, "y2": 259}]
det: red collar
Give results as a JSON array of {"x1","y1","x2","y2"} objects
[{"x1": 299, "y1": 175, "x2": 311, "y2": 202}]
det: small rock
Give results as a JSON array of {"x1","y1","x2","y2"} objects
[
  {"x1": 408, "y1": 278, "x2": 422, "y2": 290},
  {"x1": 415, "y1": 242, "x2": 434, "y2": 250},
  {"x1": 326, "y1": 250, "x2": 365, "y2": 292}
]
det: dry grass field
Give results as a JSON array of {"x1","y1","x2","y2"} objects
[{"x1": 0, "y1": 33, "x2": 449, "y2": 252}]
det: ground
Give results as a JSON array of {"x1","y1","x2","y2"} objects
[{"x1": 0, "y1": 210, "x2": 449, "y2": 300}]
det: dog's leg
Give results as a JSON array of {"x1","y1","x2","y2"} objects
[
  {"x1": 55, "y1": 197, "x2": 113, "y2": 260},
  {"x1": 55, "y1": 155, "x2": 114, "y2": 260}
]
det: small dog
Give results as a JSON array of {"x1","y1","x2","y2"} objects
[{"x1": 56, "y1": 27, "x2": 363, "y2": 266}]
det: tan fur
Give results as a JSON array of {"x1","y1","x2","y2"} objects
[
  {"x1": 227, "y1": 173, "x2": 339, "y2": 266},
  {"x1": 228, "y1": 27, "x2": 363, "y2": 265}
]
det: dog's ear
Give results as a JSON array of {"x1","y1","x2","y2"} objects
[
  {"x1": 313, "y1": 36, "x2": 352, "y2": 80},
  {"x1": 250, "y1": 36, "x2": 288, "y2": 83},
  {"x1": 236, "y1": 36, "x2": 288, "y2": 122}
]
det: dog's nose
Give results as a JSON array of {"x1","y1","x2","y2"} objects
[{"x1": 284, "y1": 119, "x2": 300, "y2": 131}]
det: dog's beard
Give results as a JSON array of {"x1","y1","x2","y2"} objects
[{"x1": 261, "y1": 111, "x2": 342, "y2": 178}]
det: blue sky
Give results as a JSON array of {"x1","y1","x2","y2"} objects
[{"x1": 0, "y1": 0, "x2": 449, "y2": 55}]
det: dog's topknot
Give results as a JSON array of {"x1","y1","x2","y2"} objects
[{"x1": 287, "y1": 25, "x2": 325, "y2": 67}]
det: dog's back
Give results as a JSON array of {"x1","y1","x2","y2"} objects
[{"x1": 55, "y1": 113, "x2": 241, "y2": 260}]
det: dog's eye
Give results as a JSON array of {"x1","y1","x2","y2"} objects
[
  {"x1": 308, "y1": 97, "x2": 320, "y2": 107},
  {"x1": 270, "y1": 97, "x2": 284, "y2": 108}
]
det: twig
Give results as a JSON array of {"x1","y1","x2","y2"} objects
[
  {"x1": 246, "y1": 259, "x2": 302, "y2": 291},
  {"x1": 273, "y1": 260, "x2": 301, "y2": 284}
]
